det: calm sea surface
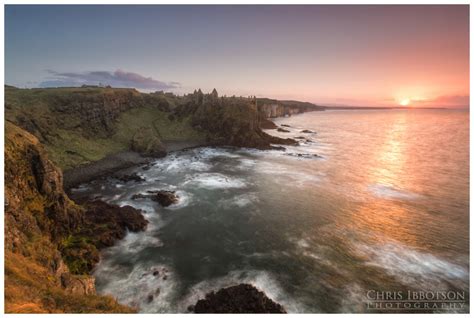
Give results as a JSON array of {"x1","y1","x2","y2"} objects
[{"x1": 71, "y1": 109, "x2": 469, "y2": 313}]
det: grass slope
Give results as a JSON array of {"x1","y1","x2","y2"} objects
[{"x1": 5, "y1": 86, "x2": 205, "y2": 170}]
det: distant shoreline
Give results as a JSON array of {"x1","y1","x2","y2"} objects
[{"x1": 322, "y1": 106, "x2": 449, "y2": 110}]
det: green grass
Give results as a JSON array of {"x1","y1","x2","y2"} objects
[
  {"x1": 114, "y1": 106, "x2": 205, "y2": 142},
  {"x1": 5, "y1": 86, "x2": 205, "y2": 170}
]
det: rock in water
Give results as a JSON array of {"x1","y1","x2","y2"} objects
[
  {"x1": 131, "y1": 190, "x2": 179, "y2": 207},
  {"x1": 150, "y1": 190, "x2": 179, "y2": 207},
  {"x1": 60, "y1": 200, "x2": 149, "y2": 274},
  {"x1": 301, "y1": 129, "x2": 314, "y2": 133},
  {"x1": 116, "y1": 172, "x2": 145, "y2": 183},
  {"x1": 277, "y1": 128, "x2": 290, "y2": 133},
  {"x1": 193, "y1": 284, "x2": 286, "y2": 313}
]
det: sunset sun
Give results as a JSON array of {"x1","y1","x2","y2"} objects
[{"x1": 399, "y1": 98, "x2": 411, "y2": 106}]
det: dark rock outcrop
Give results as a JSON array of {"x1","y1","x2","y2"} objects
[
  {"x1": 277, "y1": 128, "x2": 290, "y2": 133},
  {"x1": 85, "y1": 201, "x2": 148, "y2": 244},
  {"x1": 174, "y1": 92, "x2": 297, "y2": 149},
  {"x1": 60, "y1": 200, "x2": 147, "y2": 275},
  {"x1": 192, "y1": 284, "x2": 286, "y2": 313},
  {"x1": 301, "y1": 129, "x2": 315, "y2": 133},
  {"x1": 132, "y1": 190, "x2": 179, "y2": 207}
]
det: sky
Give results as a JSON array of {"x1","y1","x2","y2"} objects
[{"x1": 5, "y1": 5, "x2": 470, "y2": 107}]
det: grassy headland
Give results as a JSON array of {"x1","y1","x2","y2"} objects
[{"x1": 5, "y1": 86, "x2": 308, "y2": 171}]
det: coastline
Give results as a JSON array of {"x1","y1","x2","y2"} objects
[{"x1": 63, "y1": 140, "x2": 211, "y2": 190}]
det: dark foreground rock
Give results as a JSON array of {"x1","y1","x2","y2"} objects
[
  {"x1": 132, "y1": 190, "x2": 179, "y2": 207},
  {"x1": 83, "y1": 201, "x2": 148, "y2": 246},
  {"x1": 192, "y1": 284, "x2": 286, "y2": 313},
  {"x1": 277, "y1": 128, "x2": 290, "y2": 133},
  {"x1": 61, "y1": 201, "x2": 148, "y2": 274}
]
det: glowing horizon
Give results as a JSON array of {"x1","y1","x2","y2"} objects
[{"x1": 5, "y1": 5, "x2": 470, "y2": 108}]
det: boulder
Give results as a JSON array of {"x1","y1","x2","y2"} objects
[
  {"x1": 301, "y1": 129, "x2": 314, "y2": 133},
  {"x1": 277, "y1": 128, "x2": 290, "y2": 133},
  {"x1": 132, "y1": 190, "x2": 179, "y2": 207},
  {"x1": 193, "y1": 284, "x2": 286, "y2": 313}
]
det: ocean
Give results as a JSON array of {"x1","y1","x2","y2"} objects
[{"x1": 70, "y1": 109, "x2": 469, "y2": 313}]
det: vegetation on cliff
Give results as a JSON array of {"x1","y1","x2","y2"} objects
[
  {"x1": 4, "y1": 122, "x2": 136, "y2": 313},
  {"x1": 174, "y1": 90, "x2": 297, "y2": 148},
  {"x1": 6, "y1": 86, "x2": 302, "y2": 171},
  {"x1": 5, "y1": 86, "x2": 203, "y2": 169}
]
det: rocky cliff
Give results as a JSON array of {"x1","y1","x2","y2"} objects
[
  {"x1": 5, "y1": 86, "x2": 201, "y2": 170},
  {"x1": 257, "y1": 98, "x2": 325, "y2": 118},
  {"x1": 6, "y1": 87, "x2": 308, "y2": 172},
  {"x1": 174, "y1": 90, "x2": 297, "y2": 149},
  {"x1": 4, "y1": 122, "x2": 135, "y2": 313}
]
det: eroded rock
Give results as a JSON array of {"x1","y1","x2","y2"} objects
[
  {"x1": 193, "y1": 284, "x2": 286, "y2": 313},
  {"x1": 60, "y1": 201, "x2": 148, "y2": 274},
  {"x1": 132, "y1": 190, "x2": 179, "y2": 207}
]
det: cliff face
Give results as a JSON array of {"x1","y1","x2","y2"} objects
[
  {"x1": 5, "y1": 87, "x2": 308, "y2": 171},
  {"x1": 175, "y1": 92, "x2": 297, "y2": 149},
  {"x1": 8, "y1": 87, "x2": 169, "y2": 140},
  {"x1": 4, "y1": 122, "x2": 134, "y2": 313},
  {"x1": 257, "y1": 98, "x2": 325, "y2": 118},
  {"x1": 5, "y1": 121, "x2": 83, "y2": 252},
  {"x1": 258, "y1": 103, "x2": 298, "y2": 118},
  {"x1": 5, "y1": 86, "x2": 202, "y2": 170}
]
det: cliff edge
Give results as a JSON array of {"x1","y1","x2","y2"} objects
[{"x1": 4, "y1": 121, "x2": 135, "y2": 313}]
